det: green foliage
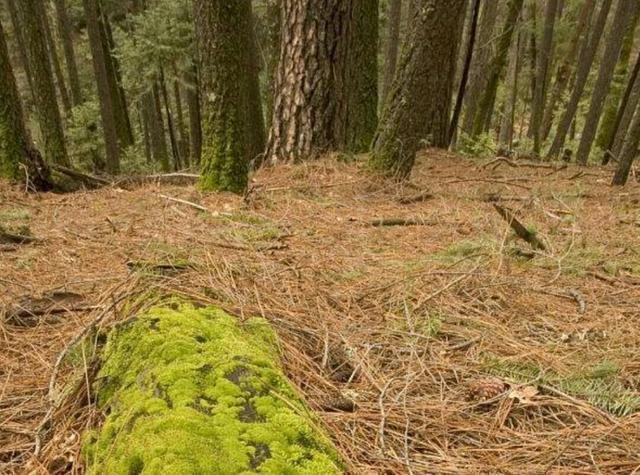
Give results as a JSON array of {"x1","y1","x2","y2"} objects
[
  {"x1": 84, "y1": 303, "x2": 344, "y2": 474},
  {"x1": 66, "y1": 101, "x2": 105, "y2": 172},
  {"x1": 458, "y1": 132, "x2": 497, "y2": 158}
]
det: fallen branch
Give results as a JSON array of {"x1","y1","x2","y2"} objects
[
  {"x1": 492, "y1": 204, "x2": 546, "y2": 251},
  {"x1": 483, "y1": 157, "x2": 567, "y2": 172},
  {"x1": 158, "y1": 193, "x2": 209, "y2": 212},
  {"x1": 116, "y1": 172, "x2": 199, "y2": 188},
  {"x1": 51, "y1": 164, "x2": 111, "y2": 187},
  {"x1": 0, "y1": 228, "x2": 39, "y2": 244},
  {"x1": 397, "y1": 191, "x2": 434, "y2": 205},
  {"x1": 368, "y1": 217, "x2": 433, "y2": 227}
]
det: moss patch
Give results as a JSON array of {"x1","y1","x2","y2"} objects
[{"x1": 84, "y1": 304, "x2": 343, "y2": 474}]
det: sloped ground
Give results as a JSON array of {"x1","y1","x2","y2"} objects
[{"x1": 1, "y1": 150, "x2": 639, "y2": 474}]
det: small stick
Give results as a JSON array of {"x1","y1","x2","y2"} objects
[
  {"x1": 492, "y1": 204, "x2": 546, "y2": 251},
  {"x1": 158, "y1": 194, "x2": 209, "y2": 212},
  {"x1": 397, "y1": 191, "x2": 434, "y2": 205},
  {"x1": 0, "y1": 229, "x2": 40, "y2": 244},
  {"x1": 369, "y1": 217, "x2": 432, "y2": 227}
]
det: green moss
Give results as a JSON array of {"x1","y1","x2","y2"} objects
[{"x1": 84, "y1": 304, "x2": 343, "y2": 474}]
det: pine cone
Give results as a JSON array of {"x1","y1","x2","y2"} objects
[{"x1": 467, "y1": 377, "x2": 507, "y2": 401}]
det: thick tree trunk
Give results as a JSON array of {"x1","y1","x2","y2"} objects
[
  {"x1": 265, "y1": 0, "x2": 351, "y2": 164},
  {"x1": 195, "y1": 0, "x2": 258, "y2": 192},
  {"x1": 369, "y1": 0, "x2": 466, "y2": 177},
  {"x1": 575, "y1": 0, "x2": 638, "y2": 165},
  {"x1": 84, "y1": 0, "x2": 120, "y2": 174},
  {"x1": 380, "y1": 0, "x2": 402, "y2": 109},
  {"x1": 531, "y1": 0, "x2": 559, "y2": 155},
  {"x1": 0, "y1": 20, "x2": 51, "y2": 189},
  {"x1": 39, "y1": 2, "x2": 72, "y2": 115},
  {"x1": 5, "y1": 0, "x2": 35, "y2": 98},
  {"x1": 612, "y1": 99, "x2": 640, "y2": 185},
  {"x1": 471, "y1": 0, "x2": 524, "y2": 139},
  {"x1": 547, "y1": 0, "x2": 612, "y2": 159},
  {"x1": 16, "y1": 0, "x2": 69, "y2": 166},
  {"x1": 53, "y1": 0, "x2": 83, "y2": 106},
  {"x1": 610, "y1": 50, "x2": 640, "y2": 162},
  {"x1": 541, "y1": 0, "x2": 595, "y2": 141},
  {"x1": 499, "y1": 29, "x2": 520, "y2": 150}
]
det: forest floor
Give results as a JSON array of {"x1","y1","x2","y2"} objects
[{"x1": 1, "y1": 150, "x2": 640, "y2": 474}]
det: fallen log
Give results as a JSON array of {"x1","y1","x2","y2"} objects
[{"x1": 84, "y1": 303, "x2": 343, "y2": 474}]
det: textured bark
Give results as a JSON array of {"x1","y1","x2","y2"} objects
[
  {"x1": 531, "y1": 0, "x2": 559, "y2": 155},
  {"x1": 265, "y1": 0, "x2": 351, "y2": 164},
  {"x1": 263, "y1": 0, "x2": 281, "y2": 131},
  {"x1": 16, "y1": 0, "x2": 69, "y2": 166},
  {"x1": 345, "y1": 0, "x2": 379, "y2": 152},
  {"x1": 84, "y1": 0, "x2": 120, "y2": 174},
  {"x1": 185, "y1": 66, "x2": 202, "y2": 164},
  {"x1": 612, "y1": 97, "x2": 640, "y2": 185},
  {"x1": 596, "y1": 6, "x2": 640, "y2": 155},
  {"x1": 547, "y1": 0, "x2": 612, "y2": 159},
  {"x1": 541, "y1": 0, "x2": 595, "y2": 141},
  {"x1": 0, "y1": 20, "x2": 50, "y2": 188},
  {"x1": 575, "y1": 0, "x2": 638, "y2": 165},
  {"x1": 471, "y1": 0, "x2": 524, "y2": 138},
  {"x1": 369, "y1": 0, "x2": 466, "y2": 177},
  {"x1": 5, "y1": 0, "x2": 35, "y2": 98},
  {"x1": 381, "y1": 0, "x2": 402, "y2": 108},
  {"x1": 461, "y1": 0, "x2": 499, "y2": 135},
  {"x1": 499, "y1": 29, "x2": 520, "y2": 150},
  {"x1": 610, "y1": 50, "x2": 640, "y2": 162},
  {"x1": 195, "y1": 0, "x2": 257, "y2": 192},
  {"x1": 53, "y1": 0, "x2": 83, "y2": 105},
  {"x1": 39, "y1": 2, "x2": 72, "y2": 115},
  {"x1": 243, "y1": 11, "x2": 267, "y2": 165}
]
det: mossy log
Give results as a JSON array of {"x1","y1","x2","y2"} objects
[{"x1": 83, "y1": 304, "x2": 343, "y2": 474}]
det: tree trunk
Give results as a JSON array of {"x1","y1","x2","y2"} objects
[
  {"x1": 612, "y1": 98, "x2": 640, "y2": 185},
  {"x1": 159, "y1": 67, "x2": 182, "y2": 170},
  {"x1": 16, "y1": 0, "x2": 69, "y2": 166},
  {"x1": 369, "y1": 0, "x2": 466, "y2": 177},
  {"x1": 609, "y1": 50, "x2": 640, "y2": 162},
  {"x1": 531, "y1": 0, "x2": 559, "y2": 155},
  {"x1": 173, "y1": 77, "x2": 189, "y2": 165},
  {"x1": 499, "y1": 28, "x2": 520, "y2": 150},
  {"x1": 575, "y1": 0, "x2": 638, "y2": 165},
  {"x1": 243, "y1": 10, "x2": 267, "y2": 166},
  {"x1": 344, "y1": 0, "x2": 379, "y2": 153},
  {"x1": 546, "y1": 0, "x2": 613, "y2": 159},
  {"x1": 265, "y1": 0, "x2": 352, "y2": 164},
  {"x1": 263, "y1": 0, "x2": 281, "y2": 132},
  {"x1": 84, "y1": 0, "x2": 120, "y2": 174},
  {"x1": 151, "y1": 83, "x2": 170, "y2": 172},
  {"x1": 541, "y1": 0, "x2": 595, "y2": 141},
  {"x1": 39, "y1": 2, "x2": 72, "y2": 115},
  {"x1": 471, "y1": 0, "x2": 525, "y2": 139},
  {"x1": 185, "y1": 66, "x2": 202, "y2": 165},
  {"x1": 461, "y1": 0, "x2": 499, "y2": 136},
  {"x1": 0, "y1": 20, "x2": 51, "y2": 189},
  {"x1": 5, "y1": 0, "x2": 35, "y2": 99},
  {"x1": 53, "y1": 0, "x2": 83, "y2": 106},
  {"x1": 195, "y1": 0, "x2": 258, "y2": 192},
  {"x1": 380, "y1": 0, "x2": 402, "y2": 108}
]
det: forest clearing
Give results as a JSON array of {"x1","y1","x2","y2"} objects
[{"x1": 2, "y1": 151, "x2": 640, "y2": 473}]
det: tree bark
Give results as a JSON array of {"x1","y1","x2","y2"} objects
[
  {"x1": 16, "y1": 0, "x2": 69, "y2": 166},
  {"x1": 265, "y1": 0, "x2": 352, "y2": 164},
  {"x1": 39, "y1": 1, "x2": 72, "y2": 115},
  {"x1": 380, "y1": 0, "x2": 402, "y2": 108},
  {"x1": 499, "y1": 28, "x2": 520, "y2": 150},
  {"x1": 0, "y1": 19, "x2": 51, "y2": 189},
  {"x1": 369, "y1": 0, "x2": 466, "y2": 177},
  {"x1": 547, "y1": 0, "x2": 613, "y2": 159},
  {"x1": 243, "y1": 10, "x2": 267, "y2": 166},
  {"x1": 159, "y1": 67, "x2": 182, "y2": 170},
  {"x1": 152, "y1": 83, "x2": 170, "y2": 172},
  {"x1": 185, "y1": 65, "x2": 202, "y2": 165},
  {"x1": 53, "y1": 0, "x2": 83, "y2": 106},
  {"x1": 5, "y1": 0, "x2": 35, "y2": 98},
  {"x1": 609, "y1": 50, "x2": 640, "y2": 162},
  {"x1": 575, "y1": 0, "x2": 638, "y2": 165},
  {"x1": 84, "y1": 0, "x2": 120, "y2": 174},
  {"x1": 612, "y1": 98, "x2": 640, "y2": 185}
]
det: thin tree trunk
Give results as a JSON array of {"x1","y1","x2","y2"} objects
[
  {"x1": 39, "y1": 2, "x2": 72, "y2": 115},
  {"x1": 152, "y1": 83, "x2": 170, "y2": 172},
  {"x1": 53, "y1": 0, "x2": 83, "y2": 106},
  {"x1": 499, "y1": 29, "x2": 520, "y2": 150},
  {"x1": 531, "y1": 0, "x2": 559, "y2": 155},
  {"x1": 16, "y1": 0, "x2": 69, "y2": 166},
  {"x1": 84, "y1": 0, "x2": 119, "y2": 173},
  {"x1": 185, "y1": 66, "x2": 202, "y2": 165},
  {"x1": 541, "y1": 0, "x2": 595, "y2": 141},
  {"x1": 576, "y1": 0, "x2": 638, "y2": 165},
  {"x1": 381, "y1": 0, "x2": 402, "y2": 108},
  {"x1": 612, "y1": 98, "x2": 640, "y2": 185},
  {"x1": 547, "y1": 0, "x2": 612, "y2": 159},
  {"x1": 173, "y1": 76, "x2": 189, "y2": 165},
  {"x1": 527, "y1": 0, "x2": 537, "y2": 133},
  {"x1": 159, "y1": 67, "x2": 181, "y2": 170},
  {"x1": 609, "y1": 50, "x2": 640, "y2": 163}
]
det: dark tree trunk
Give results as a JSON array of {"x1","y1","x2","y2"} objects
[
  {"x1": 84, "y1": 0, "x2": 120, "y2": 174},
  {"x1": 243, "y1": 10, "x2": 267, "y2": 166},
  {"x1": 39, "y1": 2, "x2": 72, "y2": 115},
  {"x1": 609, "y1": 50, "x2": 640, "y2": 163},
  {"x1": 531, "y1": 0, "x2": 559, "y2": 155},
  {"x1": 381, "y1": 0, "x2": 402, "y2": 108},
  {"x1": 0, "y1": 20, "x2": 51, "y2": 189},
  {"x1": 612, "y1": 98, "x2": 640, "y2": 185},
  {"x1": 471, "y1": 0, "x2": 525, "y2": 139},
  {"x1": 16, "y1": 0, "x2": 69, "y2": 166},
  {"x1": 265, "y1": 0, "x2": 352, "y2": 164},
  {"x1": 195, "y1": 0, "x2": 258, "y2": 192},
  {"x1": 53, "y1": 0, "x2": 83, "y2": 106},
  {"x1": 5, "y1": 0, "x2": 35, "y2": 98},
  {"x1": 369, "y1": 0, "x2": 466, "y2": 177},
  {"x1": 541, "y1": 0, "x2": 595, "y2": 141},
  {"x1": 263, "y1": 0, "x2": 281, "y2": 131},
  {"x1": 575, "y1": 0, "x2": 638, "y2": 165},
  {"x1": 547, "y1": 0, "x2": 613, "y2": 159},
  {"x1": 185, "y1": 65, "x2": 202, "y2": 165},
  {"x1": 345, "y1": 0, "x2": 379, "y2": 152}
]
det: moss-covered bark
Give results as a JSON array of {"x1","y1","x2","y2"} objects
[
  {"x1": 83, "y1": 304, "x2": 343, "y2": 474},
  {"x1": 195, "y1": 1, "x2": 257, "y2": 192}
]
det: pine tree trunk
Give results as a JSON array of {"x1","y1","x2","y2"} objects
[
  {"x1": 195, "y1": 0, "x2": 257, "y2": 192},
  {"x1": 471, "y1": 0, "x2": 524, "y2": 139},
  {"x1": 612, "y1": 98, "x2": 640, "y2": 185},
  {"x1": 243, "y1": 10, "x2": 267, "y2": 166},
  {"x1": 5, "y1": 0, "x2": 35, "y2": 100},
  {"x1": 39, "y1": 2, "x2": 72, "y2": 115},
  {"x1": 16, "y1": 0, "x2": 69, "y2": 166},
  {"x1": 575, "y1": 0, "x2": 638, "y2": 165},
  {"x1": 547, "y1": 0, "x2": 612, "y2": 159},
  {"x1": 53, "y1": 0, "x2": 83, "y2": 106},
  {"x1": 541, "y1": 0, "x2": 594, "y2": 141},
  {"x1": 185, "y1": 66, "x2": 202, "y2": 165},
  {"x1": 499, "y1": 29, "x2": 520, "y2": 150},
  {"x1": 531, "y1": 0, "x2": 559, "y2": 155},
  {"x1": 461, "y1": 0, "x2": 499, "y2": 136},
  {"x1": 345, "y1": 0, "x2": 379, "y2": 152},
  {"x1": 159, "y1": 67, "x2": 182, "y2": 170},
  {"x1": 263, "y1": 0, "x2": 281, "y2": 132},
  {"x1": 380, "y1": 0, "x2": 402, "y2": 108},
  {"x1": 152, "y1": 83, "x2": 170, "y2": 172},
  {"x1": 84, "y1": 0, "x2": 120, "y2": 174},
  {"x1": 173, "y1": 76, "x2": 189, "y2": 164},
  {"x1": 0, "y1": 20, "x2": 50, "y2": 189},
  {"x1": 265, "y1": 0, "x2": 352, "y2": 164},
  {"x1": 610, "y1": 50, "x2": 640, "y2": 162},
  {"x1": 369, "y1": 0, "x2": 466, "y2": 177}
]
